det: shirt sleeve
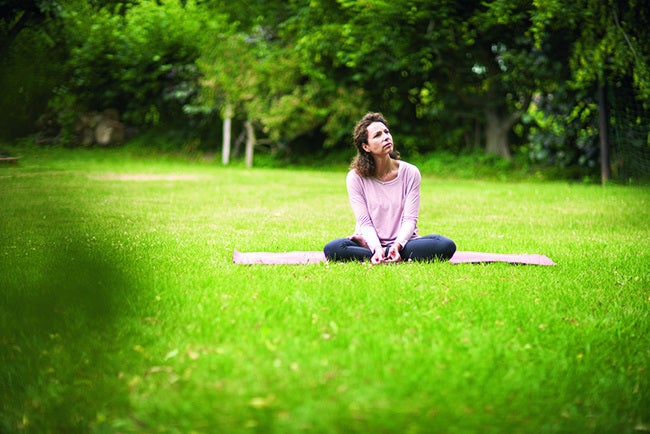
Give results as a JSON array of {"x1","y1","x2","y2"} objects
[
  {"x1": 346, "y1": 170, "x2": 383, "y2": 253},
  {"x1": 394, "y1": 165, "x2": 421, "y2": 248}
]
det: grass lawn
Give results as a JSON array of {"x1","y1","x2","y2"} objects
[{"x1": 1, "y1": 147, "x2": 649, "y2": 433}]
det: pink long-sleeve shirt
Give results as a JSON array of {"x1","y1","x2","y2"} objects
[{"x1": 346, "y1": 161, "x2": 420, "y2": 253}]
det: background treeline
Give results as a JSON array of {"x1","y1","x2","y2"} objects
[{"x1": 1, "y1": 0, "x2": 649, "y2": 179}]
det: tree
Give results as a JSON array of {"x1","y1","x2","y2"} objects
[
  {"x1": 44, "y1": 0, "x2": 205, "y2": 144},
  {"x1": 0, "y1": 0, "x2": 61, "y2": 51},
  {"x1": 196, "y1": 28, "x2": 260, "y2": 164},
  {"x1": 553, "y1": 0, "x2": 649, "y2": 100},
  {"x1": 527, "y1": 0, "x2": 650, "y2": 179},
  {"x1": 0, "y1": 0, "x2": 71, "y2": 138},
  {"x1": 4, "y1": 0, "x2": 645, "y2": 178},
  {"x1": 194, "y1": 0, "x2": 369, "y2": 163},
  {"x1": 270, "y1": 0, "x2": 568, "y2": 159}
]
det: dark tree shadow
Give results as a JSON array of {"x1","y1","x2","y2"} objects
[{"x1": 0, "y1": 190, "x2": 143, "y2": 433}]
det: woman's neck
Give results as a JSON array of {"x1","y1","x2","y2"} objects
[{"x1": 374, "y1": 156, "x2": 397, "y2": 180}]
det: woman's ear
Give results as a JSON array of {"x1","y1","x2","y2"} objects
[{"x1": 361, "y1": 143, "x2": 369, "y2": 153}]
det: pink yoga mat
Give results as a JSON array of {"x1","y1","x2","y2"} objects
[
  {"x1": 233, "y1": 249, "x2": 556, "y2": 266},
  {"x1": 449, "y1": 251, "x2": 556, "y2": 266}
]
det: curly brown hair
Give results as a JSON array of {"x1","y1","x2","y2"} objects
[{"x1": 350, "y1": 112, "x2": 400, "y2": 178}]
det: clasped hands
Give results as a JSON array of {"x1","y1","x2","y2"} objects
[{"x1": 371, "y1": 243, "x2": 402, "y2": 265}]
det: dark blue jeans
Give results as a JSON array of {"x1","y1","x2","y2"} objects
[{"x1": 323, "y1": 234, "x2": 456, "y2": 262}]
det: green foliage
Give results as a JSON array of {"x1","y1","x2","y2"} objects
[
  {"x1": 52, "y1": 0, "x2": 204, "y2": 132},
  {"x1": 0, "y1": 27, "x2": 61, "y2": 139},
  {"x1": 0, "y1": 0, "x2": 68, "y2": 139},
  {"x1": 523, "y1": 88, "x2": 600, "y2": 173},
  {"x1": 1, "y1": 148, "x2": 649, "y2": 432},
  {"x1": 2, "y1": 0, "x2": 649, "y2": 179},
  {"x1": 272, "y1": 0, "x2": 578, "y2": 158},
  {"x1": 531, "y1": 0, "x2": 650, "y2": 100}
]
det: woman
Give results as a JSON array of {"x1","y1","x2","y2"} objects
[{"x1": 324, "y1": 112, "x2": 456, "y2": 264}]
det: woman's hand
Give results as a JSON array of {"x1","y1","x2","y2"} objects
[
  {"x1": 385, "y1": 243, "x2": 402, "y2": 263},
  {"x1": 371, "y1": 244, "x2": 401, "y2": 264},
  {"x1": 371, "y1": 248, "x2": 386, "y2": 264}
]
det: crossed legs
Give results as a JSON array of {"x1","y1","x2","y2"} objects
[{"x1": 324, "y1": 234, "x2": 456, "y2": 262}]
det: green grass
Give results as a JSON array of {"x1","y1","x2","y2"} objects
[{"x1": 1, "y1": 147, "x2": 649, "y2": 433}]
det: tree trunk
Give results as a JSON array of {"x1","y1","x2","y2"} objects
[
  {"x1": 598, "y1": 83, "x2": 611, "y2": 185},
  {"x1": 484, "y1": 108, "x2": 514, "y2": 159},
  {"x1": 222, "y1": 103, "x2": 233, "y2": 165},
  {"x1": 244, "y1": 120, "x2": 255, "y2": 168}
]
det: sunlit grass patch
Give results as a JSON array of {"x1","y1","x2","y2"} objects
[{"x1": 1, "y1": 148, "x2": 648, "y2": 433}]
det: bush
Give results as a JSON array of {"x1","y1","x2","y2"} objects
[{"x1": 48, "y1": 1, "x2": 205, "y2": 145}]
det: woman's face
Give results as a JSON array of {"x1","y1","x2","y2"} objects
[{"x1": 362, "y1": 122, "x2": 393, "y2": 156}]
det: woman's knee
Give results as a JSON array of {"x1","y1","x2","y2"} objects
[
  {"x1": 323, "y1": 238, "x2": 349, "y2": 260},
  {"x1": 427, "y1": 234, "x2": 456, "y2": 259},
  {"x1": 323, "y1": 239, "x2": 338, "y2": 259},
  {"x1": 406, "y1": 234, "x2": 456, "y2": 261},
  {"x1": 440, "y1": 236, "x2": 457, "y2": 259}
]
